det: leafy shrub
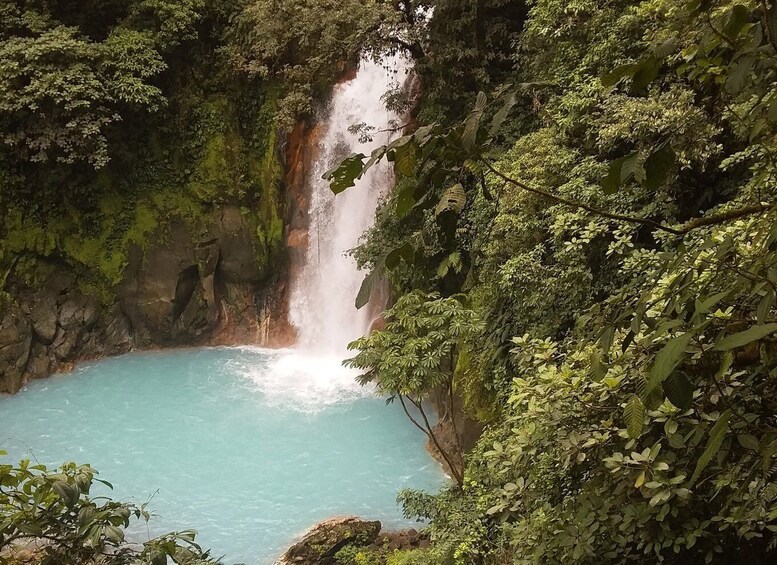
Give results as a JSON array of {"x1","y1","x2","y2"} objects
[{"x1": 0, "y1": 453, "x2": 220, "y2": 564}]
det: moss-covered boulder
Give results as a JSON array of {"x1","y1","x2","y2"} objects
[{"x1": 278, "y1": 516, "x2": 382, "y2": 565}]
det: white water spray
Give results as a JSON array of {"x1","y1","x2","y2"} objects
[
  {"x1": 256, "y1": 56, "x2": 408, "y2": 406},
  {"x1": 290, "y1": 56, "x2": 407, "y2": 355}
]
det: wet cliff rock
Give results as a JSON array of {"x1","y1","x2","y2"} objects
[
  {"x1": 0, "y1": 303, "x2": 32, "y2": 394},
  {"x1": 0, "y1": 205, "x2": 282, "y2": 394}
]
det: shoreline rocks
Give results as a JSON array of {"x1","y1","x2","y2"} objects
[
  {"x1": 276, "y1": 517, "x2": 429, "y2": 565},
  {"x1": 277, "y1": 517, "x2": 381, "y2": 565}
]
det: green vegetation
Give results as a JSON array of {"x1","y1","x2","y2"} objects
[
  {"x1": 5, "y1": 0, "x2": 777, "y2": 563},
  {"x1": 0, "y1": 0, "x2": 285, "y2": 298},
  {"x1": 328, "y1": 0, "x2": 777, "y2": 563},
  {"x1": 347, "y1": 291, "x2": 484, "y2": 486},
  {"x1": 0, "y1": 451, "x2": 220, "y2": 564}
]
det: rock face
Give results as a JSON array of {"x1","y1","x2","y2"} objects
[
  {"x1": 1, "y1": 273, "x2": 136, "y2": 394},
  {"x1": 277, "y1": 517, "x2": 381, "y2": 565},
  {"x1": 0, "y1": 303, "x2": 32, "y2": 394},
  {"x1": 0, "y1": 205, "x2": 284, "y2": 394},
  {"x1": 119, "y1": 221, "x2": 215, "y2": 346}
]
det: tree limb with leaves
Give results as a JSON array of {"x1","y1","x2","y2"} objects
[{"x1": 345, "y1": 291, "x2": 483, "y2": 487}]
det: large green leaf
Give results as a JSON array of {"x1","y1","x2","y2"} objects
[
  {"x1": 355, "y1": 267, "x2": 384, "y2": 310},
  {"x1": 714, "y1": 323, "x2": 777, "y2": 350},
  {"x1": 435, "y1": 184, "x2": 467, "y2": 216},
  {"x1": 643, "y1": 144, "x2": 675, "y2": 190},
  {"x1": 462, "y1": 92, "x2": 487, "y2": 149},
  {"x1": 690, "y1": 410, "x2": 731, "y2": 485},
  {"x1": 52, "y1": 480, "x2": 80, "y2": 508},
  {"x1": 724, "y1": 4, "x2": 750, "y2": 38},
  {"x1": 602, "y1": 151, "x2": 641, "y2": 194},
  {"x1": 489, "y1": 92, "x2": 517, "y2": 138},
  {"x1": 323, "y1": 152, "x2": 366, "y2": 194},
  {"x1": 725, "y1": 55, "x2": 755, "y2": 94},
  {"x1": 645, "y1": 331, "x2": 696, "y2": 395},
  {"x1": 391, "y1": 142, "x2": 417, "y2": 177},
  {"x1": 757, "y1": 290, "x2": 775, "y2": 324},
  {"x1": 624, "y1": 394, "x2": 645, "y2": 439},
  {"x1": 602, "y1": 156, "x2": 626, "y2": 194},
  {"x1": 630, "y1": 57, "x2": 661, "y2": 92},
  {"x1": 601, "y1": 63, "x2": 636, "y2": 88},
  {"x1": 663, "y1": 373, "x2": 694, "y2": 409},
  {"x1": 385, "y1": 243, "x2": 414, "y2": 269},
  {"x1": 395, "y1": 186, "x2": 416, "y2": 217}
]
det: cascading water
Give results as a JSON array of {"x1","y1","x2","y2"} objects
[
  {"x1": 265, "y1": 55, "x2": 409, "y2": 394},
  {"x1": 291, "y1": 56, "x2": 407, "y2": 354}
]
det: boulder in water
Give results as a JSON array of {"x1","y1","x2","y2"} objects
[{"x1": 277, "y1": 516, "x2": 381, "y2": 564}]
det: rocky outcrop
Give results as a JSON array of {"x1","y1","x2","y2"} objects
[
  {"x1": 277, "y1": 517, "x2": 381, "y2": 565},
  {"x1": 366, "y1": 528, "x2": 430, "y2": 554},
  {"x1": 1, "y1": 274, "x2": 135, "y2": 393},
  {"x1": 1, "y1": 204, "x2": 285, "y2": 394},
  {"x1": 119, "y1": 221, "x2": 215, "y2": 346},
  {"x1": 0, "y1": 303, "x2": 32, "y2": 394}
]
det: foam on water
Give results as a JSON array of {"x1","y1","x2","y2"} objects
[
  {"x1": 232, "y1": 347, "x2": 371, "y2": 413},
  {"x1": 0, "y1": 348, "x2": 443, "y2": 564}
]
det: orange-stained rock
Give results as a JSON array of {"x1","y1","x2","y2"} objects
[
  {"x1": 368, "y1": 315, "x2": 386, "y2": 334},
  {"x1": 287, "y1": 229, "x2": 309, "y2": 249}
]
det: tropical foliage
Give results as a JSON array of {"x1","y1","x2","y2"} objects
[
  {"x1": 5, "y1": 0, "x2": 777, "y2": 563},
  {"x1": 0, "y1": 452, "x2": 220, "y2": 564},
  {"x1": 329, "y1": 0, "x2": 777, "y2": 563},
  {"x1": 346, "y1": 291, "x2": 483, "y2": 486}
]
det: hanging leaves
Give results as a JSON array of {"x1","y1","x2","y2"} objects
[
  {"x1": 489, "y1": 92, "x2": 517, "y2": 138},
  {"x1": 645, "y1": 330, "x2": 696, "y2": 395},
  {"x1": 601, "y1": 57, "x2": 663, "y2": 93},
  {"x1": 435, "y1": 183, "x2": 467, "y2": 242},
  {"x1": 602, "y1": 151, "x2": 639, "y2": 194},
  {"x1": 602, "y1": 144, "x2": 675, "y2": 194},
  {"x1": 663, "y1": 373, "x2": 695, "y2": 410},
  {"x1": 323, "y1": 152, "x2": 366, "y2": 194},
  {"x1": 690, "y1": 410, "x2": 732, "y2": 485},
  {"x1": 385, "y1": 242, "x2": 415, "y2": 270},
  {"x1": 462, "y1": 91, "x2": 488, "y2": 150},
  {"x1": 643, "y1": 144, "x2": 676, "y2": 190},
  {"x1": 388, "y1": 141, "x2": 418, "y2": 177},
  {"x1": 624, "y1": 394, "x2": 646, "y2": 439},
  {"x1": 714, "y1": 323, "x2": 777, "y2": 350},
  {"x1": 354, "y1": 265, "x2": 384, "y2": 309},
  {"x1": 435, "y1": 183, "x2": 467, "y2": 217}
]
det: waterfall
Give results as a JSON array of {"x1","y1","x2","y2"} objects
[
  {"x1": 258, "y1": 55, "x2": 408, "y2": 407},
  {"x1": 288, "y1": 56, "x2": 408, "y2": 356}
]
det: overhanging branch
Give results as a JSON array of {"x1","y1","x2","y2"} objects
[{"x1": 480, "y1": 157, "x2": 771, "y2": 236}]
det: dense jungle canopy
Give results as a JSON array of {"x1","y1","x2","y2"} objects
[{"x1": 3, "y1": 0, "x2": 777, "y2": 564}]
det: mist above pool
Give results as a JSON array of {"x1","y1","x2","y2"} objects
[{"x1": 0, "y1": 347, "x2": 443, "y2": 564}]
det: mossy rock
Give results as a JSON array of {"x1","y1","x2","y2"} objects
[{"x1": 278, "y1": 517, "x2": 382, "y2": 565}]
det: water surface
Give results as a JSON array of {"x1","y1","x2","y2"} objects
[{"x1": 0, "y1": 347, "x2": 443, "y2": 563}]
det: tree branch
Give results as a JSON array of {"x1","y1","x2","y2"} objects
[
  {"x1": 480, "y1": 157, "x2": 772, "y2": 236},
  {"x1": 407, "y1": 396, "x2": 463, "y2": 486},
  {"x1": 398, "y1": 394, "x2": 433, "y2": 438},
  {"x1": 446, "y1": 374, "x2": 465, "y2": 470},
  {"x1": 675, "y1": 203, "x2": 772, "y2": 232}
]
